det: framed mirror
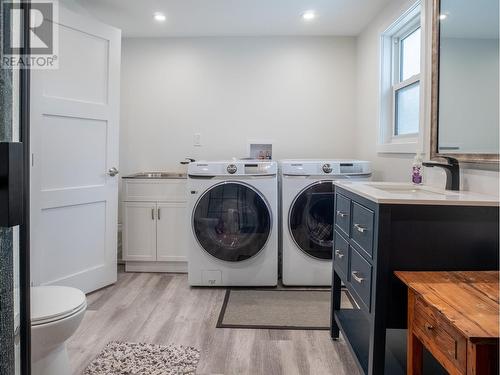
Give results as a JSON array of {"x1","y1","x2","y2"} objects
[{"x1": 431, "y1": 0, "x2": 499, "y2": 164}]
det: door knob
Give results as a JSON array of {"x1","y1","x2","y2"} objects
[{"x1": 107, "y1": 167, "x2": 119, "y2": 177}]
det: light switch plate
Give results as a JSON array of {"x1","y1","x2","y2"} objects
[{"x1": 194, "y1": 133, "x2": 202, "y2": 146}]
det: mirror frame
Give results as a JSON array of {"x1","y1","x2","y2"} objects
[{"x1": 430, "y1": 0, "x2": 500, "y2": 164}]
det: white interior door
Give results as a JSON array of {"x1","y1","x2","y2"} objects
[{"x1": 30, "y1": 6, "x2": 121, "y2": 293}]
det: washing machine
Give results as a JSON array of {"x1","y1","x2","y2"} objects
[
  {"x1": 187, "y1": 160, "x2": 278, "y2": 286},
  {"x1": 281, "y1": 160, "x2": 372, "y2": 286}
]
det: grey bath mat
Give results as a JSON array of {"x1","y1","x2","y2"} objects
[
  {"x1": 84, "y1": 341, "x2": 200, "y2": 375},
  {"x1": 217, "y1": 289, "x2": 354, "y2": 330}
]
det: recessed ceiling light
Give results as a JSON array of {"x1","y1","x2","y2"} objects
[
  {"x1": 439, "y1": 14, "x2": 447, "y2": 20},
  {"x1": 302, "y1": 11, "x2": 316, "y2": 21},
  {"x1": 154, "y1": 12, "x2": 166, "y2": 22}
]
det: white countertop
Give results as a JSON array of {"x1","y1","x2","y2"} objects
[{"x1": 334, "y1": 181, "x2": 500, "y2": 206}]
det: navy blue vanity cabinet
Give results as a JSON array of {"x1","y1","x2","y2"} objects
[{"x1": 330, "y1": 186, "x2": 499, "y2": 375}]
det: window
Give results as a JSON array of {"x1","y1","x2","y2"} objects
[
  {"x1": 393, "y1": 23, "x2": 421, "y2": 136},
  {"x1": 379, "y1": 3, "x2": 422, "y2": 153}
]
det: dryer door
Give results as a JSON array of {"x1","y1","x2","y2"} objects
[
  {"x1": 289, "y1": 181, "x2": 334, "y2": 260},
  {"x1": 193, "y1": 182, "x2": 271, "y2": 262}
]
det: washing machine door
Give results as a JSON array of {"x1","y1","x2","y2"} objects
[
  {"x1": 289, "y1": 181, "x2": 334, "y2": 260},
  {"x1": 193, "y1": 182, "x2": 272, "y2": 262}
]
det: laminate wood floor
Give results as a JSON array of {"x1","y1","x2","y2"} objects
[{"x1": 68, "y1": 269, "x2": 360, "y2": 375}]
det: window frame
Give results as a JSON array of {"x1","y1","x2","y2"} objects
[
  {"x1": 391, "y1": 19, "x2": 421, "y2": 139},
  {"x1": 378, "y1": 2, "x2": 423, "y2": 154}
]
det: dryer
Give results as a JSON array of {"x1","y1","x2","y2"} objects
[
  {"x1": 281, "y1": 160, "x2": 372, "y2": 286},
  {"x1": 187, "y1": 160, "x2": 278, "y2": 286}
]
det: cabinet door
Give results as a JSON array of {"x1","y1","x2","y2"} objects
[
  {"x1": 156, "y1": 202, "x2": 188, "y2": 262},
  {"x1": 123, "y1": 202, "x2": 157, "y2": 261}
]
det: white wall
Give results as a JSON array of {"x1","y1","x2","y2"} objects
[
  {"x1": 120, "y1": 36, "x2": 357, "y2": 176},
  {"x1": 60, "y1": 0, "x2": 91, "y2": 16},
  {"x1": 354, "y1": 0, "x2": 499, "y2": 195},
  {"x1": 354, "y1": 0, "x2": 418, "y2": 182},
  {"x1": 120, "y1": 3, "x2": 498, "y2": 196}
]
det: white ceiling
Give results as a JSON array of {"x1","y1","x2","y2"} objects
[{"x1": 74, "y1": 0, "x2": 393, "y2": 37}]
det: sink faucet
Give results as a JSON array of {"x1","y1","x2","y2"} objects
[
  {"x1": 180, "y1": 158, "x2": 196, "y2": 165},
  {"x1": 422, "y1": 156, "x2": 460, "y2": 191}
]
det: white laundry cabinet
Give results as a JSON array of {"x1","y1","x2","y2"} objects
[{"x1": 122, "y1": 178, "x2": 188, "y2": 272}]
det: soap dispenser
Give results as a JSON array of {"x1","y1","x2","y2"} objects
[{"x1": 412, "y1": 153, "x2": 423, "y2": 185}]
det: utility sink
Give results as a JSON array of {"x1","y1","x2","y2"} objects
[{"x1": 123, "y1": 172, "x2": 187, "y2": 179}]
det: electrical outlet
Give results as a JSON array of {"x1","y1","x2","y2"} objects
[{"x1": 194, "y1": 133, "x2": 202, "y2": 146}]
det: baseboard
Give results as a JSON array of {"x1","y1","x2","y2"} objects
[{"x1": 125, "y1": 261, "x2": 188, "y2": 273}]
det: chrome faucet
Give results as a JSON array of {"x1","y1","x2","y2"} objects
[{"x1": 422, "y1": 156, "x2": 460, "y2": 191}]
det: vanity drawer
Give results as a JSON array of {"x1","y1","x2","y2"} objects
[
  {"x1": 335, "y1": 193, "x2": 351, "y2": 236},
  {"x1": 351, "y1": 202, "x2": 374, "y2": 258},
  {"x1": 349, "y1": 246, "x2": 372, "y2": 312},
  {"x1": 333, "y1": 231, "x2": 349, "y2": 280},
  {"x1": 413, "y1": 296, "x2": 467, "y2": 373}
]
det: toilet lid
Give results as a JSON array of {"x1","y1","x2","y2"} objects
[{"x1": 31, "y1": 286, "x2": 87, "y2": 325}]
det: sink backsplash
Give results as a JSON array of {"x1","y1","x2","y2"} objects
[{"x1": 425, "y1": 167, "x2": 499, "y2": 197}]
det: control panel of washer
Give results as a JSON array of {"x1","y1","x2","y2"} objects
[
  {"x1": 281, "y1": 160, "x2": 372, "y2": 176},
  {"x1": 188, "y1": 160, "x2": 278, "y2": 176}
]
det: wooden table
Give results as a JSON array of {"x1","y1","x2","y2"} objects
[{"x1": 395, "y1": 271, "x2": 499, "y2": 375}]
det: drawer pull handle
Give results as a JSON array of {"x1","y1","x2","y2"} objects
[
  {"x1": 336, "y1": 210, "x2": 348, "y2": 218},
  {"x1": 351, "y1": 271, "x2": 365, "y2": 283},
  {"x1": 335, "y1": 250, "x2": 344, "y2": 259},
  {"x1": 425, "y1": 323, "x2": 434, "y2": 331},
  {"x1": 354, "y1": 223, "x2": 367, "y2": 233}
]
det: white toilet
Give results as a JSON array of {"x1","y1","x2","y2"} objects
[{"x1": 31, "y1": 286, "x2": 87, "y2": 375}]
